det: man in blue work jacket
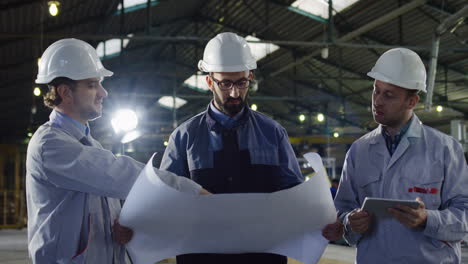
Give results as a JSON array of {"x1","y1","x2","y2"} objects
[
  {"x1": 334, "y1": 48, "x2": 468, "y2": 263},
  {"x1": 160, "y1": 32, "x2": 343, "y2": 264},
  {"x1": 26, "y1": 38, "x2": 207, "y2": 264}
]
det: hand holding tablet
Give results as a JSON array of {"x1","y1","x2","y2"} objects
[{"x1": 361, "y1": 197, "x2": 420, "y2": 218}]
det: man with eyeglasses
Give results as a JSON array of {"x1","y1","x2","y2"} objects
[{"x1": 160, "y1": 32, "x2": 343, "y2": 264}]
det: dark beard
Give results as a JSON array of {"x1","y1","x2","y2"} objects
[{"x1": 214, "y1": 93, "x2": 248, "y2": 116}]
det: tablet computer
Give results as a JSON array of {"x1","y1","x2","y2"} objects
[{"x1": 361, "y1": 197, "x2": 420, "y2": 218}]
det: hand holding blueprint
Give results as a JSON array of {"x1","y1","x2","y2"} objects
[{"x1": 119, "y1": 152, "x2": 336, "y2": 264}]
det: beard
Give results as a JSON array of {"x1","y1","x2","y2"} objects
[{"x1": 214, "y1": 92, "x2": 248, "y2": 116}]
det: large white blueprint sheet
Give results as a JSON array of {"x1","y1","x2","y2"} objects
[{"x1": 119, "y1": 152, "x2": 336, "y2": 264}]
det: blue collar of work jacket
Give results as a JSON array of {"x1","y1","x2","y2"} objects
[
  {"x1": 206, "y1": 102, "x2": 250, "y2": 132},
  {"x1": 209, "y1": 101, "x2": 245, "y2": 129}
]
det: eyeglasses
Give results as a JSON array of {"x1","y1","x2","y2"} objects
[{"x1": 210, "y1": 75, "x2": 250, "y2": 91}]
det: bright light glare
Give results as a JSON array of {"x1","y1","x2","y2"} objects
[
  {"x1": 333, "y1": 132, "x2": 340, "y2": 138},
  {"x1": 111, "y1": 109, "x2": 138, "y2": 133},
  {"x1": 299, "y1": 114, "x2": 306, "y2": 122},
  {"x1": 291, "y1": 0, "x2": 359, "y2": 19},
  {"x1": 121, "y1": 130, "x2": 141, "y2": 143},
  {"x1": 158, "y1": 96, "x2": 187, "y2": 109},
  {"x1": 245, "y1": 35, "x2": 279, "y2": 61},
  {"x1": 163, "y1": 141, "x2": 169, "y2": 147},
  {"x1": 184, "y1": 73, "x2": 209, "y2": 92},
  {"x1": 27, "y1": 132, "x2": 33, "y2": 137},
  {"x1": 33, "y1": 87, "x2": 41, "y2": 96},
  {"x1": 436, "y1": 105, "x2": 443, "y2": 112},
  {"x1": 251, "y1": 104, "x2": 258, "y2": 111},
  {"x1": 317, "y1": 113, "x2": 325, "y2": 122},
  {"x1": 118, "y1": 0, "x2": 152, "y2": 10},
  {"x1": 48, "y1": 1, "x2": 59, "y2": 16},
  {"x1": 96, "y1": 36, "x2": 132, "y2": 58}
]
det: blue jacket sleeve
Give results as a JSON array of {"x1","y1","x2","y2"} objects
[
  {"x1": 160, "y1": 130, "x2": 190, "y2": 178},
  {"x1": 277, "y1": 127, "x2": 304, "y2": 189}
]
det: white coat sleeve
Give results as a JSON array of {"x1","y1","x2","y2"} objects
[
  {"x1": 334, "y1": 145, "x2": 363, "y2": 246},
  {"x1": 40, "y1": 128, "x2": 201, "y2": 199},
  {"x1": 423, "y1": 139, "x2": 468, "y2": 242}
]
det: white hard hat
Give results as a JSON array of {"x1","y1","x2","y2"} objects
[
  {"x1": 367, "y1": 48, "x2": 427, "y2": 92},
  {"x1": 36, "y1": 38, "x2": 113, "y2": 84},
  {"x1": 198, "y1": 32, "x2": 257, "y2": 72}
]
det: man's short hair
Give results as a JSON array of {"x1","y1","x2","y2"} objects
[
  {"x1": 43, "y1": 77, "x2": 77, "y2": 108},
  {"x1": 406, "y1": 89, "x2": 419, "y2": 98}
]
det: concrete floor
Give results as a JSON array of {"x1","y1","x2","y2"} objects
[{"x1": 1, "y1": 229, "x2": 467, "y2": 264}]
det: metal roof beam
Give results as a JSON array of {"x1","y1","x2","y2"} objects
[{"x1": 269, "y1": 0, "x2": 428, "y2": 77}]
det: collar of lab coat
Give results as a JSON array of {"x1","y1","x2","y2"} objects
[
  {"x1": 49, "y1": 109, "x2": 90, "y2": 141},
  {"x1": 369, "y1": 114, "x2": 423, "y2": 145},
  {"x1": 368, "y1": 114, "x2": 424, "y2": 171}
]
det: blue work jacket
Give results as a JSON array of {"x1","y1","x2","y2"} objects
[{"x1": 160, "y1": 104, "x2": 304, "y2": 192}]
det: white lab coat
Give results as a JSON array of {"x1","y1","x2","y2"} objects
[
  {"x1": 26, "y1": 110, "x2": 202, "y2": 263},
  {"x1": 335, "y1": 114, "x2": 468, "y2": 264}
]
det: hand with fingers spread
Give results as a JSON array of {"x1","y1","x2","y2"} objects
[
  {"x1": 112, "y1": 219, "x2": 133, "y2": 245},
  {"x1": 348, "y1": 209, "x2": 372, "y2": 234},
  {"x1": 388, "y1": 197, "x2": 427, "y2": 228},
  {"x1": 322, "y1": 219, "x2": 344, "y2": 241}
]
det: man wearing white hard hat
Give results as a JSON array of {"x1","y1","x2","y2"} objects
[
  {"x1": 27, "y1": 38, "x2": 208, "y2": 263},
  {"x1": 160, "y1": 32, "x2": 343, "y2": 264},
  {"x1": 334, "y1": 48, "x2": 468, "y2": 263}
]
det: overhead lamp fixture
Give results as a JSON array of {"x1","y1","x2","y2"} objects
[
  {"x1": 321, "y1": 46, "x2": 329, "y2": 59},
  {"x1": 121, "y1": 130, "x2": 141, "y2": 144},
  {"x1": 111, "y1": 109, "x2": 138, "y2": 133},
  {"x1": 251, "y1": 104, "x2": 258, "y2": 111},
  {"x1": 436, "y1": 105, "x2": 443, "y2": 112},
  {"x1": 125, "y1": 142, "x2": 135, "y2": 152},
  {"x1": 48, "y1": 1, "x2": 60, "y2": 17},
  {"x1": 317, "y1": 113, "x2": 325, "y2": 122},
  {"x1": 299, "y1": 114, "x2": 306, "y2": 122},
  {"x1": 163, "y1": 141, "x2": 169, "y2": 147},
  {"x1": 27, "y1": 132, "x2": 33, "y2": 137},
  {"x1": 33, "y1": 87, "x2": 41, "y2": 97},
  {"x1": 333, "y1": 132, "x2": 340, "y2": 138}
]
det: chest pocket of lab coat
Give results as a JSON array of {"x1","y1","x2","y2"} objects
[
  {"x1": 401, "y1": 161, "x2": 444, "y2": 210},
  {"x1": 356, "y1": 163, "x2": 382, "y2": 201}
]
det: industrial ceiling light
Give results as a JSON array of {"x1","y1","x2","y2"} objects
[
  {"x1": 251, "y1": 104, "x2": 258, "y2": 111},
  {"x1": 48, "y1": 1, "x2": 60, "y2": 17},
  {"x1": 121, "y1": 130, "x2": 141, "y2": 144},
  {"x1": 317, "y1": 113, "x2": 325, "y2": 122},
  {"x1": 163, "y1": 141, "x2": 169, "y2": 147},
  {"x1": 436, "y1": 105, "x2": 443, "y2": 112},
  {"x1": 333, "y1": 132, "x2": 340, "y2": 138},
  {"x1": 111, "y1": 109, "x2": 138, "y2": 133},
  {"x1": 321, "y1": 46, "x2": 329, "y2": 59},
  {"x1": 33, "y1": 87, "x2": 41, "y2": 97},
  {"x1": 299, "y1": 114, "x2": 306, "y2": 122}
]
